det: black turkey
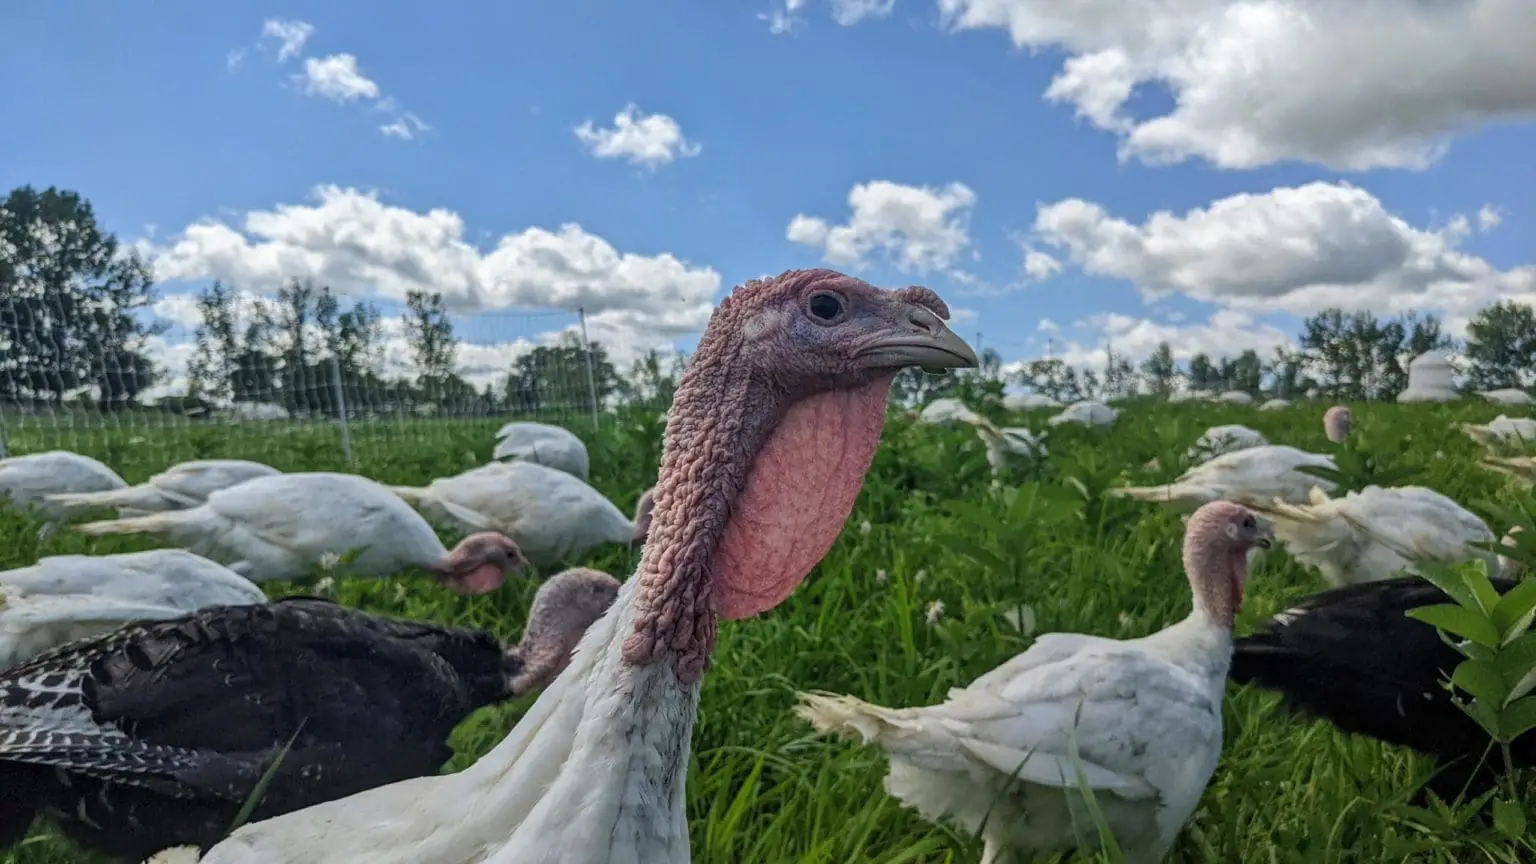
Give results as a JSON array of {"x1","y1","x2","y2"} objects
[
  {"x1": 1229, "y1": 575, "x2": 1534, "y2": 802},
  {"x1": 0, "y1": 567, "x2": 619, "y2": 861}
]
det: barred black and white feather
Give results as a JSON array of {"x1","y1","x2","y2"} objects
[{"x1": 0, "y1": 597, "x2": 517, "y2": 862}]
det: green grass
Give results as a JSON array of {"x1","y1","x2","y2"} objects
[{"x1": 2, "y1": 399, "x2": 1534, "y2": 863}]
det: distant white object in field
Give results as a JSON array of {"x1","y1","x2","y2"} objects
[
  {"x1": 223, "y1": 402, "x2": 290, "y2": 421},
  {"x1": 46, "y1": 459, "x2": 280, "y2": 518},
  {"x1": 1047, "y1": 400, "x2": 1117, "y2": 427},
  {"x1": 918, "y1": 398, "x2": 985, "y2": 426},
  {"x1": 1259, "y1": 398, "x2": 1291, "y2": 410},
  {"x1": 1397, "y1": 350, "x2": 1459, "y2": 403},
  {"x1": 492, "y1": 422, "x2": 590, "y2": 481},
  {"x1": 0, "y1": 549, "x2": 266, "y2": 671},
  {"x1": 1500, "y1": 525, "x2": 1525, "y2": 578},
  {"x1": 391, "y1": 461, "x2": 652, "y2": 569},
  {"x1": 974, "y1": 425, "x2": 1047, "y2": 475},
  {"x1": 1114, "y1": 445, "x2": 1337, "y2": 512},
  {"x1": 1002, "y1": 393, "x2": 1059, "y2": 411},
  {"x1": 0, "y1": 451, "x2": 128, "y2": 539},
  {"x1": 1188, "y1": 425, "x2": 1267, "y2": 464},
  {"x1": 796, "y1": 501, "x2": 1273, "y2": 864},
  {"x1": 71, "y1": 472, "x2": 527, "y2": 593},
  {"x1": 1478, "y1": 388, "x2": 1534, "y2": 406},
  {"x1": 1216, "y1": 390, "x2": 1254, "y2": 405},
  {"x1": 1463, "y1": 414, "x2": 1536, "y2": 449},
  {"x1": 1323, "y1": 406, "x2": 1353, "y2": 443},
  {"x1": 1235, "y1": 486, "x2": 1497, "y2": 588},
  {"x1": 1168, "y1": 390, "x2": 1214, "y2": 403}
]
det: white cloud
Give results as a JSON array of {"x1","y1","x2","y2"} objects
[
  {"x1": 1030, "y1": 181, "x2": 1536, "y2": 334},
  {"x1": 1022, "y1": 247, "x2": 1061, "y2": 280},
  {"x1": 935, "y1": 0, "x2": 1536, "y2": 170},
  {"x1": 226, "y1": 49, "x2": 246, "y2": 71},
  {"x1": 950, "y1": 307, "x2": 979, "y2": 325},
  {"x1": 380, "y1": 111, "x2": 431, "y2": 140},
  {"x1": 296, "y1": 54, "x2": 381, "y2": 103},
  {"x1": 1479, "y1": 205, "x2": 1504, "y2": 232},
  {"x1": 1036, "y1": 318, "x2": 1059, "y2": 333},
  {"x1": 260, "y1": 18, "x2": 314, "y2": 64},
  {"x1": 1053, "y1": 310, "x2": 1293, "y2": 370},
  {"x1": 136, "y1": 186, "x2": 721, "y2": 362},
  {"x1": 787, "y1": 180, "x2": 977, "y2": 278},
  {"x1": 829, "y1": 0, "x2": 896, "y2": 26},
  {"x1": 574, "y1": 105, "x2": 702, "y2": 168},
  {"x1": 761, "y1": 0, "x2": 808, "y2": 34}
]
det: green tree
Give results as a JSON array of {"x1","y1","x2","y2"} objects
[
  {"x1": 1187, "y1": 353, "x2": 1217, "y2": 391},
  {"x1": 403, "y1": 290, "x2": 459, "y2": 402},
  {"x1": 503, "y1": 332, "x2": 622, "y2": 415},
  {"x1": 0, "y1": 185, "x2": 163, "y2": 408},
  {"x1": 1465, "y1": 301, "x2": 1536, "y2": 390},
  {"x1": 1141, "y1": 341, "x2": 1178, "y2": 394},
  {"x1": 1229, "y1": 349, "x2": 1263, "y2": 396}
]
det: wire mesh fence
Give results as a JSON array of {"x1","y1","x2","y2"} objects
[{"x1": 0, "y1": 285, "x2": 611, "y2": 471}]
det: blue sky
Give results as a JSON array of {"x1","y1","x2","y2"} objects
[{"x1": 2, "y1": 1, "x2": 1533, "y2": 395}]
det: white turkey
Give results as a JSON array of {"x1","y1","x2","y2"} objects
[
  {"x1": 1232, "y1": 485, "x2": 1498, "y2": 587},
  {"x1": 1463, "y1": 415, "x2": 1536, "y2": 450},
  {"x1": 796, "y1": 501, "x2": 1274, "y2": 864},
  {"x1": 1, "y1": 549, "x2": 267, "y2": 671},
  {"x1": 161, "y1": 268, "x2": 977, "y2": 863},
  {"x1": 1168, "y1": 390, "x2": 1213, "y2": 403},
  {"x1": 1047, "y1": 399, "x2": 1117, "y2": 427},
  {"x1": 45, "y1": 459, "x2": 281, "y2": 518},
  {"x1": 390, "y1": 461, "x2": 654, "y2": 569},
  {"x1": 491, "y1": 422, "x2": 590, "y2": 480},
  {"x1": 1187, "y1": 425, "x2": 1267, "y2": 464},
  {"x1": 1114, "y1": 445, "x2": 1336, "y2": 512},
  {"x1": 1002, "y1": 393, "x2": 1058, "y2": 411},
  {"x1": 0, "y1": 450, "x2": 128, "y2": 539},
  {"x1": 1258, "y1": 398, "x2": 1291, "y2": 411},
  {"x1": 0, "y1": 568, "x2": 619, "y2": 862},
  {"x1": 1216, "y1": 390, "x2": 1253, "y2": 405},
  {"x1": 974, "y1": 425, "x2": 1047, "y2": 476},
  {"x1": 71, "y1": 472, "x2": 527, "y2": 593},
  {"x1": 918, "y1": 397, "x2": 985, "y2": 426},
  {"x1": 1478, "y1": 388, "x2": 1534, "y2": 406}
]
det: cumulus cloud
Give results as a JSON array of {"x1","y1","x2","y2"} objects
[
  {"x1": 260, "y1": 18, "x2": 314, "y2": 64},
  {"x1": 1057, "y1": 310, "x2": 1293, "y2": 371},
  {"x1": 295, "y1": 54, "x2": 380, "y2": 103},
  {"x1": 1029, "y1": 181, "x2": 1536, "y2": 334},
  {"x1": 787, "y1": 180, "x2": 978, "y2": 279},
  {"x1": 574, "y1": 105, "x2": 702, "y2": 168},
  {"x1": 134, "y1": 185, "x2": 722, "y2": 385},
  {"x1": 934, "y1": 0, "x2": 1536, "y2": 170},
  {"x1": 761, "y1": 0, "x2": 892, "y2": 33}
]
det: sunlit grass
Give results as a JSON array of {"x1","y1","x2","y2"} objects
[{"x1": 2, "y1": 398, "x2": 1532, "y2": 862}]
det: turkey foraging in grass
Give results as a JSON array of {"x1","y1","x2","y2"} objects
[
  {"x1": 796, "y1": 501, "x2": 1274, "y2": 864},
  {"x1": 1228, "y1": 575, "x2": 1536, "y2": 803},
  {"x1": 0, "y1": 567, "x2": 619, "y2": 861},
  {"x1": 171, "y1": 267, "x2": 977, "y2": 863},
  {"x1": 46, "y1": 460, "x2": 281, "y2": 518},
  {"x1": 0, "y1": 451, "x2": 128, "y2": 541},
  {"x1": 71, "y1": 472, "x2": 526, "y2": 594}
]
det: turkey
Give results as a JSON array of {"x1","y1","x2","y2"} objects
[
  {"x1": 1114, "y1": 445, "x2": 1336, "y2": 513},
  {"x1": 1216, "y1": 390, "x2": 1253, "y2": 405},
  {"x1": 796, "y1": 501, "x2": 1274, "y2": 864},
  {"x1": 1047, "y1": 399, "x2": 1117, "y2": 427},
  {"x1": 1323, "y1": 405, "x2": 1352, "y2": 443},
  {"x1": 1, "y1": 550, "x2": 266, "y2": 671},
  {"x1": 1187, "y1": 425, "x2": 1267, "y2": 465},
  {"x1": 164, "y1": 268, "x2": 977, "y2": 863},
  {"x1": 918, "y1": 397, "x2": 985, "y2": 426},
  {"x1": 46, "y1": 459, "x2": 281, "y2": 518},
  {"x1": 1462, "y1": 415, "x2": 1536, "y2": 450},
  {"x1": 0, "y1": 450, "x2": 128, "y2": 540},
  {"x1": 72, "y1": 472, "x2": 527, "y2": 593},
  {"x1": 0, "y1": 568, "x2": 620, "y2": 862},
  {"x1": 1229, "y1": 576, "x2": 1535, "y2": 803},
  {"x1": 491, "y1": 422, "x2": 590, "y2": 481},
  {"x1": 1232, "y1": 485, "x2": 1497, "y2": 587},
  {"x1": 390, "y1": 462, "x2": 654, "y2": 569},
  {"x1": 1002, "y1": 393, "x2": 1058, "y2": 412},
  {"x1": 1477, "y1": 388, "x2": 1534, "y2": 406},
  {"x1": 974, "y1": 424, "x2": 1047, "y2": 476},
  {"x1": 1259, "y1": 398, "x2": 1291, "y2": 411}
]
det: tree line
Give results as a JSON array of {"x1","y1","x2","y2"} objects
[{"x1": 6, "y1": 183, "x2": 1536, "y2": 416}]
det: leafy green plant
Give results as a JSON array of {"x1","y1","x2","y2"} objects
[{"x1": 1298, "y1": 433, "x2": 1425, "y2": 494}]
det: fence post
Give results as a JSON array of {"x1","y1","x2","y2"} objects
[
  {"x1": 330, "y1": 355, "x2": 354, "y2": 464},
  {"x1": 577, "y1": 307, "x2": 601, "y2": 431}
]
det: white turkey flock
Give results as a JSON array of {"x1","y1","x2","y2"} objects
[{"x1": 45, "y1": 459, "x2": 280, "y2": 518}]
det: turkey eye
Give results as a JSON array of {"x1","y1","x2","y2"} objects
[
  {"x1": 808, "y1": 292, "x2": 844, "y2": 321},
  {"x1": 1243, "y1": 517, "x2": 1255, "y2": 529}
]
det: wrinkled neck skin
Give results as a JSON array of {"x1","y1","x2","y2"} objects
[{"x1": 1146, "y1": 544, "x2": 1244, "y2": 682}]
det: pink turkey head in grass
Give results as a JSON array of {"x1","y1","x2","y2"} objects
[
  {"x1": 1324, "y1": 405, "x2": 1353, "y2": 443},
  {"x1": 622, "y1": 268, "x2": 979, "y2": 681},
  {"x1": 1183, "y1": 500, "x2": 1273, "y2": 627},
  {"x1": 506, "y1": 567, "x2": 622, "y2": 694},
  {"x1": 629, "y1": 487, "x2": 656, "y2": 547},
  {"x1": 433, "y1": 531, "x2": 529, "y2": 595}
]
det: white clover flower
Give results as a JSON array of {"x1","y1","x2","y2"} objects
[
  {"x1": 924, "y1": 599, "x2": 945, "y2": 627},
  {"x1": 874, "y1": 568, "x2": 888, "y2": 585},
  {"x1": 317, "y1": 552, "x2": 342, "y2": 571}
]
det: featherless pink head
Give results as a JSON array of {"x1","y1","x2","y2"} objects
[
  {"x1": 1323, "y1": 405, "x2": 1352, "y2": 443},
  {"x1": 507, "y1": 567, "x2": 621, "y2": 694},
  {"x1": 622, "y1": 269, "x2": 977, "y2": 681},
  {"x1": 434, "y1": 531, "x2": 528, "y2": 595},
  {"x1": 1182, "y1": 501, "x2": 1273, "y2": 625}
]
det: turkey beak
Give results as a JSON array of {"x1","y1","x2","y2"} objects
[
  {"x1": 1255, "y1": 518, "x2": 1275, "y2": 549},
  {"x1": 859, "y1": 304, "x2": 978, "y2": 373}
]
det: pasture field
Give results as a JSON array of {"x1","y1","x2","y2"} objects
[{"x1": 2, "y1": 399, "x2": 1534, "y2": 863}]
